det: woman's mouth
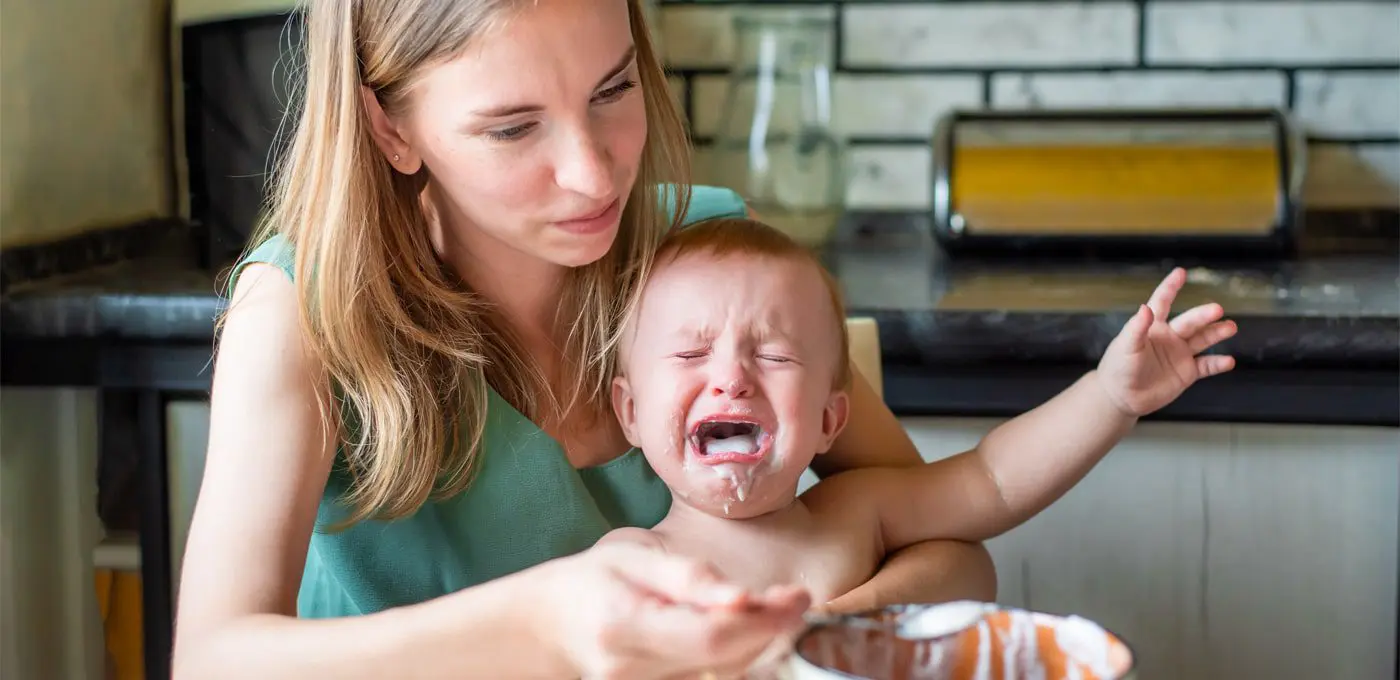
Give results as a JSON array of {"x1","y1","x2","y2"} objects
[{"x1": 688, "y1": 417, "x2": 773, "y2": 465}]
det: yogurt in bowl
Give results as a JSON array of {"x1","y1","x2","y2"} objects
[{"x1": 752, "y1": 601, "x2": 1136, "y2": 680}]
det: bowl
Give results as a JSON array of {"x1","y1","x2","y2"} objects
[{"x1": 755, "y1": 601, "x2": 1137, "y2": 680}]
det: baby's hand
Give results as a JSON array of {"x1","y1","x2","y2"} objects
[{"x1": 1096, "y1": 267, "x2": 1237, "y2": 417}]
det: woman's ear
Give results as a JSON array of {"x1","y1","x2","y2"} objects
[
  {"x1": 360, "y1": 86, "x2": 422, "y2": 174},
  {"x1": 815, "y1": 391, "x2": 850, "y2": 455},
  {"x1": 611, "y1": 376, "x2": 643, "y2": 448}
]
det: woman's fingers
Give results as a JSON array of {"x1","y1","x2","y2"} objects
[
  {"x1": 1169, "y1": 302, "x2": 1225, "y2": 338},
  {"x1": 752, "y1": 584, "x2": 811, "y2": 611},
  {"x1": 1187, "y1": 319, "x2": 1238, "y2": 354},
  {"x1": 635, "y1": 593, "x2": 807, "y2": 678}
]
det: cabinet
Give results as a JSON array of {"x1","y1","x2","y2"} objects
[
  {"x1": 900, "y1": 417, "x2": 1400, "y2": 680},
  {"x1": 1, "y1": 388, "x2": 105, "y2": 680},
  {"x1": 7, "y1": 392, "x2": 1396, "y2": 679}
]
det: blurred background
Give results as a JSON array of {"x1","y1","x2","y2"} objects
[{"x1": 1, "y1": 1, "x2": 1397, "y2": 679}]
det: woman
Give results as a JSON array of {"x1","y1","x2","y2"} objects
[{"x1": 173, "y1": 0, "x2": 995, "y2": 677}]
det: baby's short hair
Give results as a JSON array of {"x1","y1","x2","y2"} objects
[{"x1": 647, "y1": 217, "x2": 852, "y2": 390}]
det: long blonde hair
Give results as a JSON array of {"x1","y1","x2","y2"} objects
[{"x1": 235, "y1": 0, "x2": 692, "y2": 526}]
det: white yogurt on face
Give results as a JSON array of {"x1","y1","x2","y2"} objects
[
  {"x1": 712, "y1": 462, "x2": 757, "y2": 503},
  {"x1": 703, "y1": 433, "x2": 760, "y2": 457}
]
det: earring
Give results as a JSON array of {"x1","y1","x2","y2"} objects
[{"x1": 393, "y1": 154, "x2": 401, "y2": 162}]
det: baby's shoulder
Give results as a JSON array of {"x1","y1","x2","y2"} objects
[
  {"x1": 799, "y1": 467, "x2": 894, "y2": 513},
  {"x1": 596, "y1": 526, "x2": 666, "y2": 551}
]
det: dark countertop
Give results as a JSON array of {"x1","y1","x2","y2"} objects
[{"x1": 3, "y1": 214, "x2": 1397, "y2": 425}]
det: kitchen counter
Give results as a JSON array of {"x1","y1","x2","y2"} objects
[{"x1": 3, "y1": 213, "x2": 1397, "y2": 425}]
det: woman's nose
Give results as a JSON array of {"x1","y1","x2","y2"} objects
[{"x1": 555, "y1": 127, "x2": 614, "y2": 199}]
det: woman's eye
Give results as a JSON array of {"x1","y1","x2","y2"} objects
[
  {"x1": 672, "y1": 350, "x2": 706, "y2": 360},
  {"x1": 592, "y1": 79, "x2": 637, "y2": 105},
  {"x1": 759, "y1": 355, "x2": 792, "y2": 363},
  {"x1": 484, "y1": 78, "x2": 634, "y2": 141},
  {"x1": 486, "y1": 122, "x2": 535, "y2": 141}
]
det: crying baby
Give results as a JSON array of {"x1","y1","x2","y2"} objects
[
  {"x1": 597, "y1": 205, "x2": 1238, "y2": 624},
  {"x1": 598, "y1": 216, "x2": 896, "y2": 609}
]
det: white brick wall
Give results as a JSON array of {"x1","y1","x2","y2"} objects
[
  {"x1": 843, "y1": 3, "x2": 1138, "y2": 68},
  {"x1": 661, "y1": 0, "x2": 1400, "y2": 209},
  {"x1": 661, "y1": 6, "x2": 835, "y2": 69},
  {"x1": 845, "y1": 146, "x2": 931, "y2": 210},
  {"x1": 690, "y1": 74, "x2": 980, "y2": 138},
  {"x1": 1294, "y1": 71, "x2": 1400, "y2": 137},
  {"x1": 991, "y1": 71, "x2": 1288, "y2": 110},
  {"x1": 1146, "y1": 2, "x2": 1400, "y2": 65}
]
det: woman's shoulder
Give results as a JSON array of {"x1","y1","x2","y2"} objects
[
  {"x1": 226, "y1": 233, "x2": 296, "y2": 297},
  {"x1": 664, "y1": 184, "x2": 749, "y2": 226}
]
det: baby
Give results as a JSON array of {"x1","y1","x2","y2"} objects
[{"x1": 600, "y1": 217, "x2": 1236, "y2": 611}]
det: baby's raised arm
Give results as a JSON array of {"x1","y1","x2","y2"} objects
[
  {"x1": 811, "y1": 371, "x2": 1136, "y2": 553},
  {"x1": 814, "y1": 268, "x2": 1236, "y2": 554}
]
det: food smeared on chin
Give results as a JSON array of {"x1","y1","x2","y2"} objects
[{"x1": 689, "y1": 416, "x2": 772, "y2": 464}]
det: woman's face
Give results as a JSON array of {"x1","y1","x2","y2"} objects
[{"x1": 392, "y1": 0, "x2": 647, "y2": 269}]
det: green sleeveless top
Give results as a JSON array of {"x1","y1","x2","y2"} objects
[{"x1": 229, "y1": 185, "x2": 748, "y2": 617}]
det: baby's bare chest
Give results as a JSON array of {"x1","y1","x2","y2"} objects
[{"x1": 657, "y1": 517, "x2": 881, "y2": 605}]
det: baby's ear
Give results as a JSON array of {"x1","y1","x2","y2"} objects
[
  {"x1": 611, "y1": 376, "x2": 643, "y2": 448},
  {"x1": 815, "y1": 390, "x2": 850, "y2": 454}
]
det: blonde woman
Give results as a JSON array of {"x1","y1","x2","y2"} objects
[{"x1": 173, "y1": 1, "x2": 994, "y2": 678}]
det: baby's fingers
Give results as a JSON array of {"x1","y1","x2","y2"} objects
[
  {"x1": 1196, "y1": 354, "x2": 1236, "y2": 378},
  {"x1": 1146, "y1": 267, "x2": 1187, "y2": 320},
  {"x1": 1187, "y1": 319, "x2": 1238, "y2": 354},
  {"x1": 1170, "y1": 302, "x2": 1225, "y2": 337},
  {"x1": 1119, "y1": 304, "x2": 1155, "y2": 350}
]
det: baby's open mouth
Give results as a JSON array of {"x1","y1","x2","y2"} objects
[{"x1": 689, "y1": 417, "x2": 772, "y2": 463}]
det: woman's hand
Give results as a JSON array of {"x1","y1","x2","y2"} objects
[
  {"x1": 1096, "y1": 267, "x2": 1238, "y2": 417},
  {"x1": 538, "y1": 542, "x2": 811, "y2": 679}
]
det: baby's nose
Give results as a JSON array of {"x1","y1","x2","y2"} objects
[{"x1": 709, "y1": 365, "x2": 754, "y2": 398}]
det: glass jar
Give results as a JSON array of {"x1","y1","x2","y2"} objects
[{"x1": 708, "y1": 14, "x2": 845, "y2": 248}]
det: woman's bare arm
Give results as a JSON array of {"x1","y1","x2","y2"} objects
[
  {"x1": 811, "y1": 365, "x2": 923, "y2": 475},
  {"x1": 172, "y1": 264, "x2": 567, "y2": 679}
]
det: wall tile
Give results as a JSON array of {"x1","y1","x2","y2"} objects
[
  {"x1": 660, "y1": 5, "x2": 836, "y2": 69},
  {"x1": 1294, "y1": 71, "x2": 1400, "y2": 138},
  {"x1": 845, "y1": 146, "x2": 930, "y2": 209},
  {"x1": 1147, "y1": 2, "x2": 1400, "y2": 65},
  {"x1": 844, "y1": 3, "x2": 1137, "y2": 68},
  {"x1": 832, "y1": 76, "x2": 983, "y2": 138},
  {"x1": 690, "y1": 143, "x2": 932, "y2": 209},
  {"x1": 690, "y1": 74, "x2": 982, "y2": 138},
  {"x1": 992, "y1": 71, "x2": 1287, "y2": 109}
]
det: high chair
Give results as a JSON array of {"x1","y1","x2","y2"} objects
[{"x1": 845, "y1": 317, "x2": 883, "y2": 397}]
